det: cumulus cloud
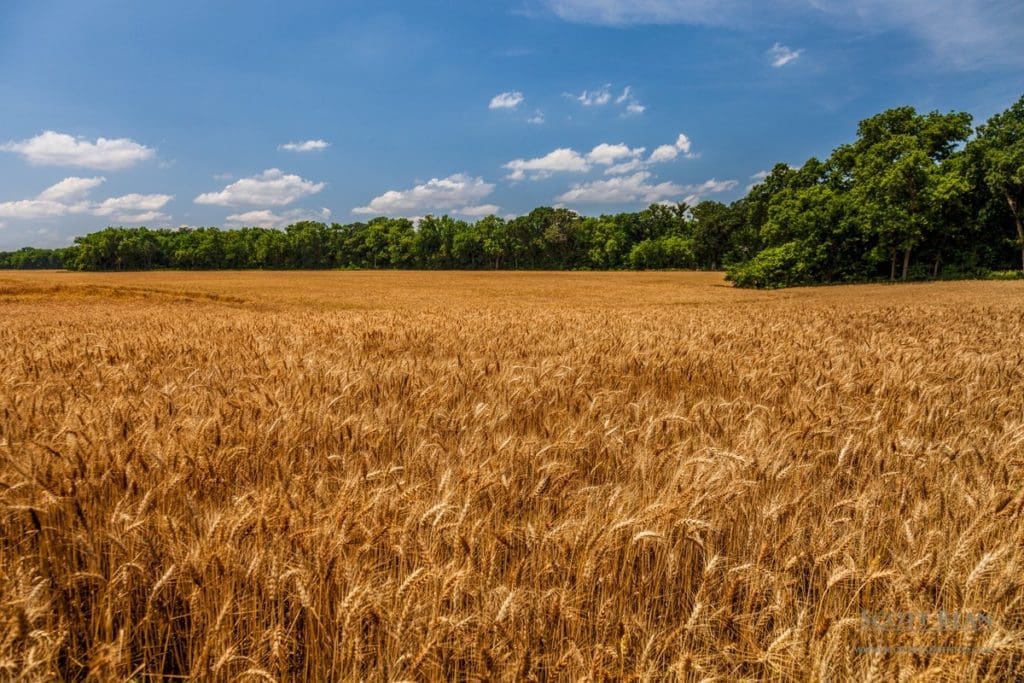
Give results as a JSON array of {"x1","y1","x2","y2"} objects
[
  {"x1": 225, "y1": 207, "x2": 333, "y2": 228},
  {"x1": 195, "y1": 169, "x2": 326, "y2": 207},
  {"x1": 768, "y1": 42, "x2": 802, "y2": 67},
  {"x1": 0, "y1": 176, "x2": 172, "y2": 222},
  {"x1": 352, "y1": 174, "x2": 495, "y2": 216},
  {"x1": 586, "y1": 143, "x2": 646, "y2": 166},
  {"x1": 489, "y1": 91, "x2": 525, "y2": 109},
  {"x1": 0, "y1": 131, "x2": 155, "y2": 170},
  {"x1": 114, "y1": 211, "x2": 171, "y2": 224},
  {"x1": 92, "y1": 193, "x2": 174, "y2": 217},
  {"x1": 648, "y1": 133, "x2": 695, "y2": 163},
  {"x1": 0, "y1": 199, "x2": 70, "y2": 219},
  {"x1": 504, "y1": 148, "x2": 591, "y2": 180},
  {"x1": 278, "y1": 139, "x2": 330, "y2": 152},
  {"x1": 35, "y1": 176, "x2": 106, "y2": 202},
  {"x1": 555, "y1": 172, "x2": 736, "y2": 205},
  {"x1": 506, "y1": 133, "x2": 693, "y2": 181},
  {"x1": 605, "y1": 159, "x2": 648, "y2": 175},
  {"x1": 453, "y1": 204, "x2": 500, "y2": 217},
  {"x1": 527, "y1": 110, "x2": 546, "y2": 125}
]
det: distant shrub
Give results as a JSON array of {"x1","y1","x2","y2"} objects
[
  {"x1": 725, "y1": 242, "x2": 812, "y2": 289},
  {"x1": 985, "y1": 269, "x2": 1024, "y2": 280}
]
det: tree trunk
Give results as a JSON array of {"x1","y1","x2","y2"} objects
[
  {"x1": 901, "y1": 247, "x2": 912, "y2": 280},
  {"x1": 1008, "y1": 193, "x2": 1024, "y2": 272},
  {"x1": 890, "y1": 252, "x2": 898, "y2": 281},
  {"x1": 932, "y1": 252, "x2": 941, "y2": 278}
]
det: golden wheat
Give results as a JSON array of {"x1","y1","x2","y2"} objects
[{"x1": 1, "y1": 271, "x2": 1022, "y2": 680}]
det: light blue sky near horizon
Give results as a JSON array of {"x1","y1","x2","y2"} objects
[{"x1": 0, "y1": 0, "x2": 1022, "y2": 249}]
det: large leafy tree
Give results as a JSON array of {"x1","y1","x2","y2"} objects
[
  {"x1": 850, "y1": 106, "x2": 972, "y2": 280},
  {"x1": 971, "y1": 95, "x2": 1024, "y2": 271}
]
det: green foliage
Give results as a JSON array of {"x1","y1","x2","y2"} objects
[
  {"x1": 725, "y1": 242, "x2": 812, "y2": 289},
  {"x1": 985, "y1": 269, "x2": 1024, "y2": 281}
]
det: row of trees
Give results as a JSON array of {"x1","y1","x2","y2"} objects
[
  {"x1": 0, "y1": 203, "x2": 749, "y2": 273},
  {"x1": 2, "y1": 96, "x2": 1021, "y2": 287}
]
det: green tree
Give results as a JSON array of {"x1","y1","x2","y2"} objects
[
  {"x1": 850, "y1": 107, "x2": 972, "y2": 279},
  {"x1": 971, "y1": 95, "x2": 1024, "y2": 272}
]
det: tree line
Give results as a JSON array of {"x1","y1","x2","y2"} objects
[{"x1": 2, "y1": 96, "x2": 1021, "y2": 288}]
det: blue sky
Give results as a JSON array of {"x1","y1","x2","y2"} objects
[{"x1": 1, "y1": 0, "x2": 1022, "y2": 249}]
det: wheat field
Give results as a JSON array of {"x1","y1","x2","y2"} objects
[{"x1": 1, "y1": 270, "x2": 1023, "y2": 681}]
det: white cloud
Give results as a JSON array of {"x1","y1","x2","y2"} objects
[
  {"x1": 615, "y1": 86, "x2": 646, "y2": 115},
  {"x1": 573, "y1": 85, "x2": 612, "y2": 106},
  {"x1": 0, "y1": 131, "x2": 155, "y2": 170},
  {"x1": 527, "y1": 110, "x2": 546, "y2": 124},
  {"x1": 569, "y1": 83, "x2": 646, "y2": 114},
  {"x1": 352, "y1": 174, "x2": 495, "y2": 216},
  {"x1": 195, "y1": 169, "x2": 325, "y2": 207},
  {"x1": 506, "y1": 133, "x2": 692, "y2": 182},
  {"x1": 490, "y1": 91, "x2": 525, "y2": 109},
  {"x1": 453, "y1": 204, "x2": 500, "y2": 217},
  {"x1": 648, "y1": 145, "x2": 679, "y2": 163},
  {"x1": 114, "y1": 211, "x2": 172, "y2": 224},
  {"x1": 0, "y1": 177, "x2": 172, "y2": 222},
  {"x1": 648, "y1": 133, "x2": 695, "y2": 162},
  {"x1": 625, "y1": 101, "x2": 647, "y2": 116},
  {"x1": 504, "y1": 148, "x2": 591, "y2": 180},
  {"x1": 556, "y1": 172, "x2": 686, "y2": 204},
  {"x1": 35, "y1": 176, "x2": 106, "y2": 202},
  {"x1": 92, "y1": 193, "x2": 174, "y2": 217},
  {"x1": 225, "y1": 207, "x2": 332, "y2": 228},
  {"x1": 605, "y1": 159, "x2": 648, "y2": 175},
  {"x1": 556, "y1": 172, "x2": 737, "y2": 205},
  {"x1": 278, "y1": 139, "x2": 330, "y2": 152},
  {"x1": 750, "y1": 170, "x2": 771, "y2": 181},
  {"x1": 0, "y1": 199, "x2": 70, "y2": 219},
  {"x1": 544, "y1": 1, "x2": 1024, "y2": 68},
  {"x1": 681, "y1": 178, "x2": 739, "y2": 204},
  {"x1": 768, "y1": 42, "x2": 802, "y2": 67},
  {"x1": 586, "y1": 143, "x2": 646, "y2": 166}
]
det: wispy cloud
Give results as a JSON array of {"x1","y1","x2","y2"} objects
[
  {"x1": 571, "y1": 84, "x2": 613, "y2": 106},
  {"x1": 768, "y1": 42, "x2": 802, "y2": 67},
  {"x1": 279, "y1": 139, "x2": 330, "y2": 152},
  {"x1": 490, "y1": 91, "x2": 525, "y2": 109},
  {"x1": 542, "y1": 0, "x2": 1024, "y2": 68},
  {"x1": 569, "y1": 83, "x2": 646, "y2": 114}
]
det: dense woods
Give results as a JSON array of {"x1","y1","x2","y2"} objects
[{"x1": 3, "y1": 96, "x2": 1022, "y2": 287}]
